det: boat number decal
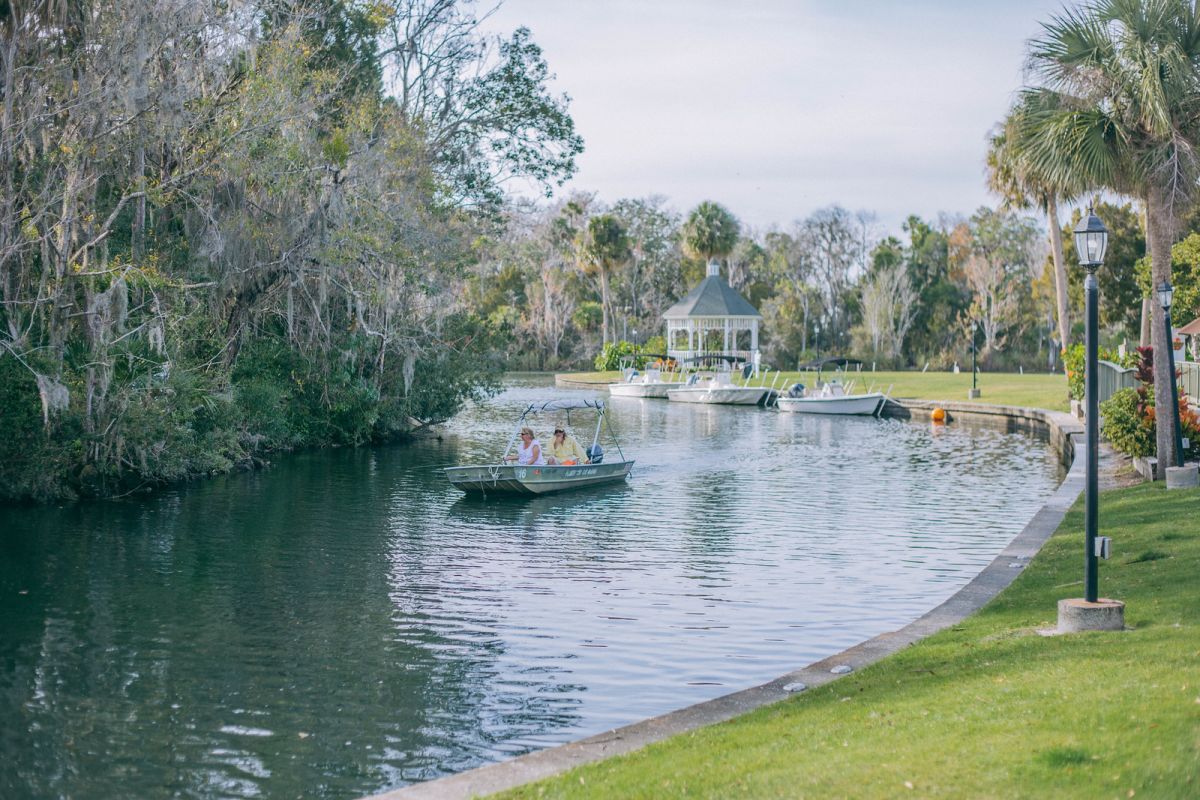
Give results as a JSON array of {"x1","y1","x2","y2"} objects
[
  {"x1": 517, "y1": 469, "x2": 527, "y2": 479},
  {"x1": 565, "y1": 468, "x2": 599, "y2": 477}
]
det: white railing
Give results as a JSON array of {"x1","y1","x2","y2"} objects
[
  {"x1": 1096, "y1": 359, "x2": 1199, "y2": 408},
  {"x1": 1096, "y1": 359, "x2": 1137, "y2": 405},
  {"x1": 1180, "y1": 360, "x2": 1199, "y2": 403}
]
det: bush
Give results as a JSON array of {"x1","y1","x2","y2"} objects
[
  {"x1": 1100, "y1": 388, "x2": 1155, "y2": 457},
  {"x1": 594, "y1": 340, "x2": 642, "y2": 371}
]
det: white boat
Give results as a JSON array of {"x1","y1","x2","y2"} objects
[
  {"x1": 444, "y1": 398, "x2": 634, "y2": 496},
  {"x1": 667, "y1": 356, "x2": 767, "y2": 406},
  {"x1": 608, "y1": 354, "x2": 679, "y2": 399},
  {"x1": 775, "y1": 380, "x2": 886, "y2": 416}
]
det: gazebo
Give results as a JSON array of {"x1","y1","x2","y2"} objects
[{"x1": 662, "y1": 260, "x2": 761, "y2": 363}]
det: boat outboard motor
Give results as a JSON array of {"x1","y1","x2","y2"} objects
[
  {"x1": 587, "y1": 443, "x2": 604, "y2": 464},
  {"x1": 787, "y1": 382, "x2": 806, "y2": 398},
  {"x1": 742, "y1": 363, "x2": 753, "y2": 380}
]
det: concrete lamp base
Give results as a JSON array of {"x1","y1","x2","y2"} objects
[
  {"x1": 1057, "y1": 598, "x2": 1125, "y2": 633},
  {"x1": 967, "y1": 388, "x2": 981, "y2": 399},
  {"x1": 1165, "y1": 464, "x2": 1199, "y2": 489}
]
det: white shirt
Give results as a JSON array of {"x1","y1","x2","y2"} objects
[{"x1": 516, "y1": 438, "x2": 545, "y2": 465}]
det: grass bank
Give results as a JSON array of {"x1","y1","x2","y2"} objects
[
  {"x1": 496, "y1": 481, "x2": 1199, "y2": 799},
  {"x1": 560, "y1": 370, "x2": 1070, "y2": 412}
]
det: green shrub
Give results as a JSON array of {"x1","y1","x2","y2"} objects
[
  {"x1": 594, "y1": 340, "x2": 643, "y2": 371},
  {"x1": 1100, "y1": 387, "x2": 1155, "y2": 457}
]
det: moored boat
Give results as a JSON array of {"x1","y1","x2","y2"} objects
[
  {"x1": 607, "y1": 354, "x2": 679, "y2": 399},
  {"x1": 444, "y1": 398, "x2": 634, "y2": 495},
  {"x1": 666, "y1": 355, "x2": 767, "y2": 406},
  {"x1": 775, "y1": 384, "x2": 886, "y2": 416}
]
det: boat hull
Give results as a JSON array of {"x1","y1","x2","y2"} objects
[
  {"x1": 608, "y1": 382, "x2": 674, "y2": 398},
  {"x1": 775, "y1": 392, "x2": 885, "y2": 416},
  {"x1": 445, "y1": 461, "x2": 634, "y2": 495},
  {"x1": 667, "y1": 387, "x2": 765, "y2": 405}
]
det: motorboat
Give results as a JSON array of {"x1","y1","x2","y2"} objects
[
  {"x1": 666, "y1": 355, "x2": 768, "y2": 406},
  {"x1": 608, "y1": 354, "x2": 679, "y2": 399},
  {"x1": 444, "y1": 398, "x2": 634, "y2": 495},
  {"x1": 775, "y1": 380, "x2": 886, "y2": 416}
]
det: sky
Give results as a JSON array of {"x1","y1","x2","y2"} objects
[{"x1": 477, "y1": 0, "x2": 1071, "y2": 236}]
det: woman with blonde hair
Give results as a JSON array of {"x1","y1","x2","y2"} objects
[
  {"x1": 547, "y1": 427, "x2": 589, "y2": 465},
  {"x1": 507, "y1": 426, "x2": 546, "y2": 466}
]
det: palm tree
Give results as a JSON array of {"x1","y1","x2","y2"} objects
[
  {"x1": 681, "y1": 201, "x2": 740, "y2": 269},
  {"x1": 582, "y1": 214, "x2": 631, "y2": 345},
  {"x1": 986, "y1": 100, "x2": 1081, "y2": 359},
  {"x1": 1015, "y1": 0, "x2": 1200, "y2": 470}
]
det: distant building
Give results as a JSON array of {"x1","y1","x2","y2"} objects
[{"x1": 662, "y1": 260, "x2": 761, "y2": 362}]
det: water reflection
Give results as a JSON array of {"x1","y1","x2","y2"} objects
[{"x1": 0, "y1": 376, "x2": 1063, "y2": 799}]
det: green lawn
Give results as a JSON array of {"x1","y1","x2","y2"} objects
[
  {"x1": 563, "y1": 370, "x2": 1071, "y2": 412},
  {"x1": 495, "y1": 482, "x2": 1199, "y2": 799}
]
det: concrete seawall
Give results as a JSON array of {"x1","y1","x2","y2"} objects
[{"x1": 365, "y1": 392, "x2": 1086, "y2": 800}]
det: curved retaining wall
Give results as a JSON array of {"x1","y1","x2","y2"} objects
[{"x1": 366, "y1": 398, "x2": 1085, "y2": 800}]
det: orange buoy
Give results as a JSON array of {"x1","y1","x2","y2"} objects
[{"x1": 931, "y1": 407, "x2": 947, "y2": 423}]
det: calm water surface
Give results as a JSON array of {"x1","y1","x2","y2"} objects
[{"x1": 0, "y1": 376, "x2": 1064, "y2": 799}]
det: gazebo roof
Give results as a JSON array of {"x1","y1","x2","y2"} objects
[{"x1": 662, "y1": 275, "x2": 761, "y2": 320}]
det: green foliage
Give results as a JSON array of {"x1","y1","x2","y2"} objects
[
  {"x1": 593, "y1": 340, "x2": 643, "y2": 372},
  {"x1": 1135, "y1": 232, "x2": 1200, "y2": 323},
  {"x1": 681, "y1": 201, "x2": 739, "y2": 263},
  {"x1": 572, "y1": 301, "x2": 602, "y2": 331},
  {"x1": 1100, "y1": 387, "x2": 1156, "y2": 457}
]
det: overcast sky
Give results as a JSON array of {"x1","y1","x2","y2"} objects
[{"x1": 478, "y1": 0, "x2": 1071, "y2": 236}]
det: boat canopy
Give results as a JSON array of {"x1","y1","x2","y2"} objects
[
  {"x1": 522, "y1": 398, "x2": 605, "y2": 414},
  {"x1": 682, "y1": 354, "x2": 741, "y2": 365},
  {"x1": 797, "y1": 357, "x2": 862, "y2": 370}
]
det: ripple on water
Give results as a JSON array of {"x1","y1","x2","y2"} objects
[{"x1": 0, "y1": 376, "x2": 1064, "y2": 799}]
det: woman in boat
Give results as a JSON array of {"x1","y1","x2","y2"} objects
[
  {"x1": 547, "y1": 427, "x2": 589, "y2": 466},
  {"x1": 508, "y1": 426, "x2": 546, "y2": 465}
]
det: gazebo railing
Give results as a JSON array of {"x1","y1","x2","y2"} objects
[{"x1": 667, "y1": 348, "x2": 754, "y2": 364}]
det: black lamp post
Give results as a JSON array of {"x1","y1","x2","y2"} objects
[
  {"x1": 1074, "y1": 209, "x2": 1108, "y2": 603},
  {"x1": 972, "y1": 322, "x2": 978, "y2": 390},
  {"x1": 1157, "y1": 280, "x2": 1186, "y2": 466}
]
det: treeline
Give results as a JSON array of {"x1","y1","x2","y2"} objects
[
  {"x1": 0, "y1": 0, "x2": 581, "y2": 501},
  {"x1": 473, "y1": 194, "x2": 1178, "y2": 375}
]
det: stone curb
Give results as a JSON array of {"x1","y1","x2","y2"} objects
[{"x1": 363, "y1": 401, "x2": 1086, "y2": 800}]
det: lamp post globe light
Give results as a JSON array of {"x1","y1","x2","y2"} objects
[
  {"x1": 1057, "y1": 208, "x2": 1124, "y2": 633},
  {"x1": 1157, "y1": 280, "x2": 1186, "y2": 467}
]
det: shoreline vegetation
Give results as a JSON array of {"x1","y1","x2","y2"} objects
[
  {"x1": 491, "y1": 480, "x2": 1198, "y2": 799},
  {"x1": 8, "y1": 3, "x2": 1198, "y2": 505}
]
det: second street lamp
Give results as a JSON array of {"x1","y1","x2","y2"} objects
[
  {"x1": 1073, "y1": 209, "x2": 1107, "y2": 603},
  {"x1": 1157, "y1": 280, "x2": 1186, "y2": 466}
]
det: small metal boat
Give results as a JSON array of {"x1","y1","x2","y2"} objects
[
  {"x1": 666, "y1": 355, "x2": 767, "y2": 406},
  {"x1": 608, "y1": 354, "x2": 679, "y2": 399},
  {"x1": 444, "y1": 398, "x2": 634, "y2": 495}
]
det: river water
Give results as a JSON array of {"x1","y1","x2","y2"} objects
[{"x1": 0, "y1": 376, "x2": 1064, "y2": 799}]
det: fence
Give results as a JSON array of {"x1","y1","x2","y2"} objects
[
  {"x1": 1181, "y1": 361, "x2": 1200, "y2": 404},
  {"x1": 1096, "y1": 359, "x2": 1137, "y2": 405},
  {"x1": 1096, "y1": 359, "x2": 1199, "y2": 408}
]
